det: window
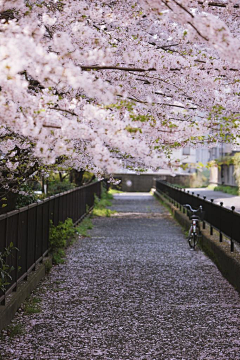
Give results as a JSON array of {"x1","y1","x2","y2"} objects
[
  {"x1": 212, "y1": 147, "x2": 217, "y2": 158},
  {"x1": 182, "y1": 147, "x2": 190, "y2": 155}
]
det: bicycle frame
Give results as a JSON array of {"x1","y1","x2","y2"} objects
[
  {"x1": 184, "y1": 204, "x2": 203, "y2": 250},
  {"x1": 191, "y1": 217, "x2": 199, "y2": 235}
]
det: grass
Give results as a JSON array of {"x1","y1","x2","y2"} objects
[
  {"x1": 76, "y1": 217, "x2": 93, "y2": 237},
  {"x1": 214, "y1": 185, "x2": 239, "y2": 195},
  {"x1": 24, "y1": 306, "x2": 41, "y2": 314},
  {"x1": 23, "y1": 296, "x2": 41, "y2": 315},
  {"x1": 207, "y1": 184, "x2": 217, "y2": 190},
  {"x1": 108, "y1": 188, "x2": 122, "y2": 194},
  {"x1": 92, "y1": 187, "x2": 115, "y2": 217},
  {"x1": 54, "y1": 280, "x2": 64, "y2": 285},
  {"x1": 5, "y1": 324, "x2": 24, "y2": 337},
  {"x1": 44, "y1": 258, "x2": 52, "y2": 274},
  {"x1": 76, "y1": 187, "x2": 116, "y2": 236},
  {"x1": 52, "y1": 287, "x2": 68, "y2": 292},
  {"x1": 92, "y1": 208, "x2": 113, "y2": 217},
  {"x1": 154, "y1": 192, "x2": 173, "y2": 215}
]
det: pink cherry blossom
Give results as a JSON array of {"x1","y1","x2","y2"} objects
[{"x1": 0, "y1": 0, "x2": 240, "y2": 186}]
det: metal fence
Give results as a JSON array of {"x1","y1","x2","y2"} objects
[
  {"x1": 0, "y1": 180, "x2": 103, "y2": 305},
  {"x1": 156, "y1": 180, "x2": 240, "y2": 252}
]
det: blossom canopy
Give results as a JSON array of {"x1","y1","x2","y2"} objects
[{"x1": 0, "y1": 0, "x2": 240, "y2": 182}]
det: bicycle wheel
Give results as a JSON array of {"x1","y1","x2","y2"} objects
[{"x1": 188, "y1": 233, "x2": 197, "y2": 249}]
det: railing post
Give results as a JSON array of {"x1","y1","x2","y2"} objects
[
  {"x1": 24, "y1": 207, "x2": 29, "y2": 279},
  {"x1": 13, "y1": 210, "x2": 20, "y2": 291},
  {"x1": 58, "y1": 195, "x2": 60, "y2": 224},
  {"x1": 231, "y1": 206, "x2": 235, "y2": 252},
  {"x1": 40, "y1": 204, "x2": 44, "y2": 263},
  {"x1": 72, "y1": 191, "x2": 75, "y2": 222},
  {"x1": 1, "y1": 216, "x2": 8, "y2": 306},
  {"x1": 47, "y1": 200, "x2": 50, "y2": 250},
  {"x1": 179, "y1": 188, "x2": 182, "y2": 212},
  {"x1": 34, "y1": 205, "x2": 38, "y2": 270},
  {"x1": 219, "y1": 202, "x2": 223, "y2": 242},
  {"x1": 202, "y1": 196, "x2": 206, "y2": 229},
  {"x1": 210, "y1": 199, "x2": 214, "y2": 235},
  {"x1": 183, "y1": 189, "x2": 185, "y2": 214}
]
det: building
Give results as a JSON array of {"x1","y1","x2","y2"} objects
[{"x1": 172, "y1": 147, "x2": 210, "y2": 174}]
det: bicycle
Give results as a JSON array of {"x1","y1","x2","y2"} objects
[{"x1": 183, "y1": 204, "x2": 203, "y2": 250}]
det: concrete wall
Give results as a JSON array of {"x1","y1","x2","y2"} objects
[
  {"x1": 0, "y1": 257, "x2": 52, "y2": 332},
  {"x1": 113, "y1": 174, "x2": 193, "y2": 192},
  {"x1": 209, "y1": 165, "x2": 219, "y2": 186}
]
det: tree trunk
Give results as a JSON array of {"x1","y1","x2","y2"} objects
[{"x1": 70, "y1": 169, "x2": 85, "y2": 187}]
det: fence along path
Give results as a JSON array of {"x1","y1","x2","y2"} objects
[
  {"x1": 0, "y1": 193, "x2": 240, "y2": 359},
  {"x1": 156, "y1": 180, "x2": 240, "y2": 252},
  {"x1": 185, "y1": 187, "x2": 240, "y2": 213},
  {"x1": 0, "y1": 181, "x2": 102, "y2": 305}
]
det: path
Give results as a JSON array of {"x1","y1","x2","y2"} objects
[
  {"x1": 186, "y1": 188, "x2": 240, "y2": 212},
  {"x1": 0, "y1": 193, "x2": 240, "y2": 359}
]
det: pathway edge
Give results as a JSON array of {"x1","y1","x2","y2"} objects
[{"x1": 0, "y1": 257, "x2": 51, "y2": 332}]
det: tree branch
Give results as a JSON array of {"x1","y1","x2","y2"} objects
[
  {"x1": 42, "y1": 124, "x2": 62, "y2": 129},
  {"x1": 48, "y1": 107, "x2": 78, "y2": 116},
  {"x1": 187, "y1": 21, "x2": 209, "y2": 42},
  {"x1": 172, "y1": 0, "x2": 194, "y2": 18},
  {"x1": 198, "y1": 1, "x2": 239, "y2": 8},
  {"x1": 81, "y1": 65, "x2": 156, "y2": 72}
]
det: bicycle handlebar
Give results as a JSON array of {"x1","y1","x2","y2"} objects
[{"x1": 183, "y1": 204, "x2": 203, "y2": 213}]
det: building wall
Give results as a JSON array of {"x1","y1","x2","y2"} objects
[
  {"x1": 172, "y1": 147, "x2": 210, "y2": 174},
  {"x1": 171, "y1": 148, "x2": 196, "y2": 173},
  {"x1": 113, "y1": 174, "x2": 193, "y2": 192}
]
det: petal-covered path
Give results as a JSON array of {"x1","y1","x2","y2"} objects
[{"x1": 1, "y1": 193, "x2": 240, "y2": 359}]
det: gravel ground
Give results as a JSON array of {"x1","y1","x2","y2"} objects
[{"x1": 0, "y1": 193, "x2": 240, "y2": 360}]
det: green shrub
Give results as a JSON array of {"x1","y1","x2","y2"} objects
[
  {"x1": 214, "y1": 185, "x2": 238, "y2": 195},
  {"x1": 15, "y1": 184, "x2": 38, "y2": 209},
  {"x1": 49, "y1": 218, "x2": 76, "y2": 264},
  {"x1": 48, "y1": 186, "x2": 114, "y2": 263},
  {"x1": 48, "y1": 180, "x2": 75, "y2": 195},
  {"x1": 92, "y1": 187, "x2": 115, "y2": 217}
]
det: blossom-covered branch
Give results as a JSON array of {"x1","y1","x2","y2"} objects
[{"x1": 0, "y1": 0, "x2": 239, "y2": 185}]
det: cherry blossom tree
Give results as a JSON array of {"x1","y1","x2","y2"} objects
[{"x1": 1, "y1": 0, "x2": 240, "y2": 197}]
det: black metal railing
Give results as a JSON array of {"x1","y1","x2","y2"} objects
[
  {"x1": 0, "y1": 180, "x2": 103, "y2": 305},
  {"x1": 156, "y1": 180, "x2": 240, "y2": 252}
]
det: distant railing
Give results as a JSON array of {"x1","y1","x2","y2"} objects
[
  {"x1": 156, "y1": 180, "x2": 240, "y2": 252},
  {"x1": 0, "y1": 180, "x2": 103, "y2": 305}
]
